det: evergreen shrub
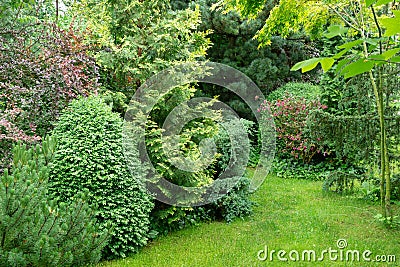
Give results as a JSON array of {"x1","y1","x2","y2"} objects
[
  {"x1": 49, "y1": 96, "x2": 154, "y2": 258},
  {"x1": 0, "y1": 137, "x2": 107, "y2": 267}
]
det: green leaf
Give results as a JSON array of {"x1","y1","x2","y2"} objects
[
  {"x1": 337, "y1": 40, "x2": 363, "y2": 50},
  {"x1": 381, "y1": 10, "x2": 400, "y2": 37},
  {"x1": 366, "y1": 0, "x2": 376, "y2": 8},
  {"x1": 291, "y1": 57, "x2": 335, "y2": 73},
  {"x1": 332, "y1": 40, "x2": 363, "y2": 60},
  {"x1": 368, "y1": 48, "x2": 400, "y2": 62},
  {"x1": 333, "y1": 49, "x2": 349, "y2": 59},
  {"x1": 364, "y1": 38, "x2": 379, "y2": 46},
  {"x1": 381, "y1": 48, "x2": 400, "y2": 60},
  {"x1": 368, "y1": 54, "x2": 385, "y2": 61},
  {"x1": 291, "y1": 58, "x2": 322, "y2": 73},
  {"x1": 389, "y1": 56, "x2": 400, "y2": 63},
  {"x1": 341, "y1": 59, "x2": 375, "y2": 79},
  {"x1": 324, "y1": 25, "x2": 348, "y2": 39},
  {"x1": 320, "y1": 58, "x2": 335, "y2": 72},
  {"x1": 375, "y1": 0, "x2": 392, "y2": 6}
]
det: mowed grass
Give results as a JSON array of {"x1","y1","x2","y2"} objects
[{"x1": 98, "y1": 175, "x2": 400, "y2": 267}]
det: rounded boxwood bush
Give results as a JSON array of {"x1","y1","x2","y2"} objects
[{"x1": 49, "y1": 96, "x2": 154, "y2": 258}]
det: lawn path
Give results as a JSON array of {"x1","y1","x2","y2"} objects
[{"x1": 99, "y1": 175, "x2": 400, "y2": 267}]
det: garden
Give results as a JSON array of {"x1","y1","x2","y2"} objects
[{"x1": 1, "y1": 0, "x2": 400, "y2": 266}]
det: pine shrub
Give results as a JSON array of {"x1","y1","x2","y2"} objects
[{"x1": 0, "y1": 137, "x2": 107, "y2": 267}]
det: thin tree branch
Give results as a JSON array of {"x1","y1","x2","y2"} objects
[
  {"x1": 55, "y1": 0, "x2": 59, "y2": 24},
  {"x1": 371, "y1": 6, "x2": 383, "y2": 54},
  {"x1": 327, "y1": 4, "x2": 361, "y2": 32}
]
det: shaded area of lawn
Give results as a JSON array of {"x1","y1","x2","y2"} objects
[{"x1": 98, "y1": 175, "x2": 400, "y2": 266}]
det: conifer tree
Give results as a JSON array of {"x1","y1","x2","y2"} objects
[{"x1": 0, "y1": 136, "x2": 108, "y2": 266}]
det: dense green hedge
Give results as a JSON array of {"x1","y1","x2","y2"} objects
[{"x1": 49, "y1": 96, "x2": 154, "y2": 258}]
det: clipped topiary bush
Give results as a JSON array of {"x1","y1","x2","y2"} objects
[
  {"x1": 0, "y1": 136, "x2": 108, "y2": 267},
  {"x1": 49, "y1": 96, "x2": 154, "y2": 258}
]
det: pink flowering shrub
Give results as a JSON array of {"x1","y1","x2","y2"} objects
[
  {"x1": 0, "y1": 23, "x2": 98, "y2": 172},
  {"x1": 259, "y1": 95, "x2": 328, "y2": 163}
]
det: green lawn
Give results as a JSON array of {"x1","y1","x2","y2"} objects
[{"x1": 98, "y1": 175, "x2": 400, "y2": 267}]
